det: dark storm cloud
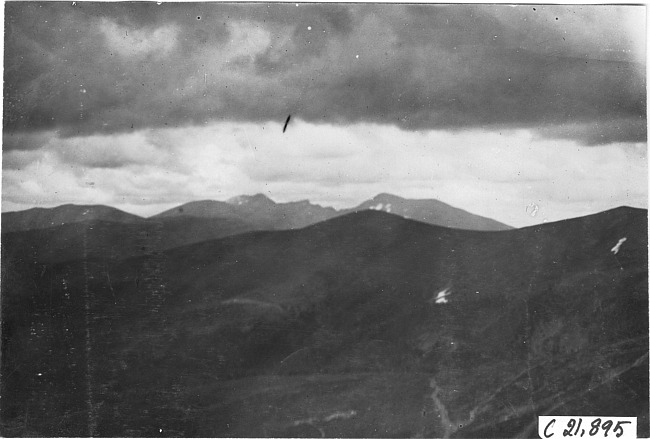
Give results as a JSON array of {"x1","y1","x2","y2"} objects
[{"x1": 3, "y1": 3, "x2": 645, "y2": 147}]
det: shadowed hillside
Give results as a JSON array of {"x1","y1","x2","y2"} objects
[
  {"x1": 1, "y1": 216, "x2": 256, "y2": 265},
  {"x1": 1, "y1": 208, "x2": 647, "y2": 437}
]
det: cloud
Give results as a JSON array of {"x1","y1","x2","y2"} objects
[
  {"x1": 99, "y1": 18, "x2": 178, "y2": 58},
  {"x1": 3, "y1": 3, "x2": 645, "y2": 145},
  {"x1": 2, "y1": 131, "x2": 168, "y2": 169},
  {"x1": 3, "y1": 121, "x2": 646, "y2": 227}
]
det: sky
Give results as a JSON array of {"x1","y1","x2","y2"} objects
[{"x1": 2, "y1": 2, "x2": 647, "y2": 227}]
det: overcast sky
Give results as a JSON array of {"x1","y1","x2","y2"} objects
[{"x1": 2, "y1": 2, "x2": 646, "y2": 227}]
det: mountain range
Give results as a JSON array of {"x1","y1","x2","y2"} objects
[
  {"x1": 2, "y1": 193, "x2": 512, "y2": 235},
  {"x1": 0, "y1": 198, "x2": 647, "y2": 437},
  {"x1": 1, "y1": 194, "x2": 511, "y2": 267}
]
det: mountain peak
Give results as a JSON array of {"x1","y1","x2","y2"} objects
[
  {"x1": 350, "y1": 193, "x2": 512, "y2": 231},
  {"x1": 372, "y1": 193, "x2": 404, "y2": 202},
  {"x1": 226, "y1": 194, "x2": 276, "y2": 206}
]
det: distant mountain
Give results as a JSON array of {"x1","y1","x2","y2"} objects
[
  {"x1": 346, "y1": 193, "x2": 512, "y2": 231},
  {"x1": 154, "y1": 199, "x2": 239, "y2": 219},
  {"x1": 2, "y1": 193, "x2": 511, "y2": 237},
  {"x1": 1, "y1": 204, "x2": 145, "y2": 233},
  {"x1": 153, "y1": 192, "x2": 511, "y2": 231},
  {"x1": 153, "y1": 193, "x2": 339, "y2": 230},
  {"x1": 2, "y1": 206, "x2": 646, "y2": 437},
  {"x1": 226, "y1": 193, "x2": 277, "y2": 207}
]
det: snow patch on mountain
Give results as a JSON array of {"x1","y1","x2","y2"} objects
[
  {"x1": 429, "y1": 287, "x2": 451, "y2": 305},
  {"x1": 226, "y1": 196, "x2": 248, "y2": 205},
  {"x1": 368, "y1": 202, "x2": 392, "y2": 212},
  {"x1": 610, "y1": 237, "x2": 627, "y2": 255}
]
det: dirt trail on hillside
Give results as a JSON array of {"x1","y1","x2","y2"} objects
[{"x1": 428, "y1": 377, "x2": 453, "y2": 439}]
